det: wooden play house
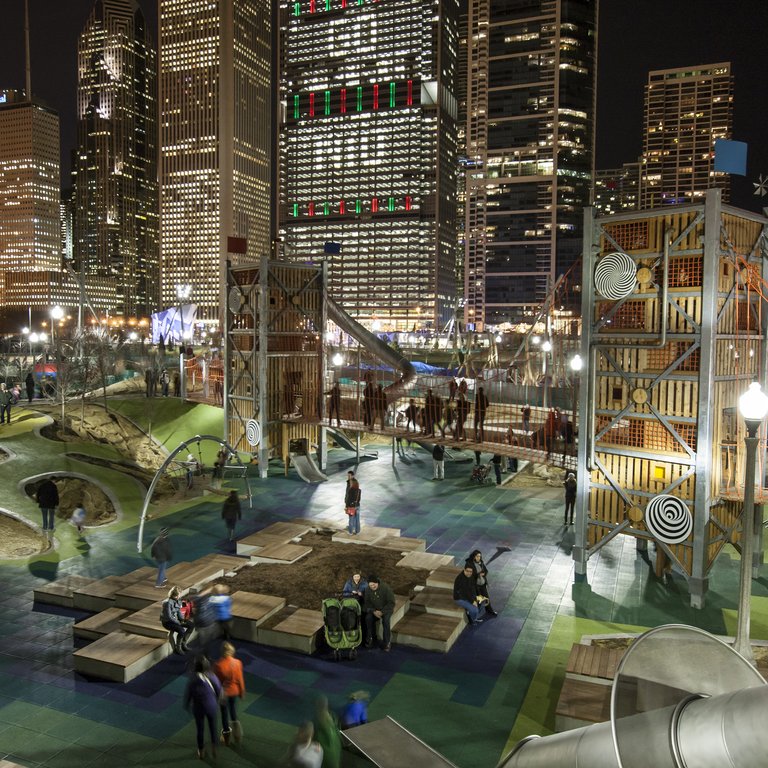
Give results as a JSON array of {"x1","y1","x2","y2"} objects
[{"x1": 576, "y1": 189, "x2": 768, "y2": 606}]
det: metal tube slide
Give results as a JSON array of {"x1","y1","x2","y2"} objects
[{"x1": 326, "y1": 297, "x2": 417, "y2": 397}]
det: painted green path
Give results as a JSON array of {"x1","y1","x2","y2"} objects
[{"x1": 0, "y1": 398, "x2": 765, "y2": 767}]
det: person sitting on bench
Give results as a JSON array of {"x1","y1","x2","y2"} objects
[
  {"x1": 161, "y1": 586, "x2": 192, "y2": 654},
  {"x1": 453, "y1": 565, "x2": 487, "y2": 626},
  {"x1": 362, "y1": 575, "x2": 395, "y2": 652}
]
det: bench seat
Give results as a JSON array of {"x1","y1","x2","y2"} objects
[{"x1": 73, "y1": 631, "x2": 170, "y2": 683}]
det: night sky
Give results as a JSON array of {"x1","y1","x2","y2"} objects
[{"x1": 1, "y1": 0, "x2": 766, "y2": 210}]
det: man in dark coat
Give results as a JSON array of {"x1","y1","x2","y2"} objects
[
  {"x1": 36, "y1": 477, "x2": 59, "y2": 540},
  {"x1": 327, "y1": 382, "x2": 341, "y2": 426},
  {"x1": 25, "y1": 373, "x2": 35, "y2": 403},
  {"x1": 453, "y1": 564, "x2": 487, "y2": 625},
  {"x1": 455, "y1": 393, "x2": 469, "y2": 441},
  {"x1": 221, "y1": 491, "x2": 242, "y2": 542},
  {"x1": 564, "y1": 472, "x2": 577, "y2": 526},
  {"x1": 363, "y1": 576, "x2": 395, "y2": 651},
  {"x1": 432, "y1": 443, "x2": 445, "y2": 481},
  {"x1": 474, "y1": 387, "x2": 489, "y2": 442},
  {"x1": 423, "y1": 389, "x2": 435, "y2": 436},
  {"x1": 150, "y1": 528, "x2": 173, "y2": 587}
]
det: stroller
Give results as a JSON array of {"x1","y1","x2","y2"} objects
[
  {"x1": 322, "y1": 597, "x2": 363, "y2": 660},
  {"x1": 471, "y1": 462, "x2": 492, "y2": 484}
]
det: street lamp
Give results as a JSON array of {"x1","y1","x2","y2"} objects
[
  {"x1": 734, "y1": 381, "x2": 768, "y2": 664},
  {"x1": 332, "y1": 353, "x2": 344, "y2": 367},
  {"x1": 50, "y1": 305, "x2": 64, "y2": 347},
  {"x1": 176, "y1": 284, "x2": 192, "y2": 398}
]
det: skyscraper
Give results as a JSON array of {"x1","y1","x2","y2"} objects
[
  {"x1": 279, "y1": 0, "x2": 460, "y2": 330},
  {"x1": 640, "y1": 63, "x2": 733, "y2": 209},
  {"x1": 158, "y1": 0, "x2": 272, "y2": 328},
  {"x1": 463, "y1": 0, "x2": 597, "y2": 328},
  {"x1": 593, "y1": 162, "x2": 641, "y2": 217},
  {"x1": 0, "y1": 89, "x2": 61, "y2": 309},
  {"x1": 73, "y1": 0, "x2": 159, "y2": 319}
]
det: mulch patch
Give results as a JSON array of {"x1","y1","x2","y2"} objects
[{"x1": 222, "y1": 532, "x2": 431, "y2": 611}]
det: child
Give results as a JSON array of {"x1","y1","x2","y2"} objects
[
  {"x1": 340, "y1": 690, "x2": 369, "y2": 730},
  {"x1": 70, "y1": 504, "x2": 86, "y2": 536}
]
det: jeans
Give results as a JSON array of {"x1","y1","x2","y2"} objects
[
  {"x1": 193, "y1": 709, "x2": 217, "y2": 750},
  {"x1": 220, "y1": 696, "x2": 238, "y2": 731},
  {"x1": 433, "y1": 459, "x2": 444, "y2": 479},
  {"x1": 365, "y1": 611, "x2": 391, "y2": 647},
  {"x1": 162, "y1": 619, "x2": 191, "y2": 649},
  {"x1": 40, "y1": 508, "x2": 56, "y2": 531},
  {"x1": 455, "y1": 599, "x2": 486, "y2": 624},
  {"x1": 156, "y1": 561, "x2": 168, "y2": 586},
  {"x1": 493, "y1": 463, "x2": 502, "y2": 484},
  {"x1": 348, "y1": 510, "x2": 360, "y2": 534}
]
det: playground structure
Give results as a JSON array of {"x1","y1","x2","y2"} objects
[
  {"x1": 223, "y1": 258, "x2": 582, "y2": 480},
  {"x1": 576, "y1": 189, "x2": 768, "y2": 607}
]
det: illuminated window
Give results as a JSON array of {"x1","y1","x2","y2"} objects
[
  {"x1": 356, "y1": 86, "x2": 363, "y2": 112},
  {"x1": 390, "y1": 82, "x2": 396, "y2": 108}
]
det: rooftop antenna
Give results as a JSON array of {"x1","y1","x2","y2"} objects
[{"x1": 24, "y1": 0, "x2": 32, "y2": 100}]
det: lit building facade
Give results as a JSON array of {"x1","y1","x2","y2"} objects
[
  {"x1": 158, "y1": 0, "x2": 272, "y2": 326},
  {"x1": 279, "y1": 0, "x2": 460, "y2": 331},
  {"x1": 464, "y1": 0, "x2": 597, "y2": 328},
  {"x1": 73, "y1": 0, "x2": 158, "y2": 319},
  {"x1": 0, "y1": 90, "x2": 61, "y2": 307},
  {"x1": 640, "y1": 63, "x2": 733, "y2": 209},
  {"x1": 593, "y1": 162, "x2": 641, "y2": 217}
]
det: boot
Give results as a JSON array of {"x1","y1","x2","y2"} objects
[
  {"x1": 220, "y1": 729, "x2": 231, "y2": 746},
  {"x1": 231, "y1": 720, "x2": 242, "y2": 743}
]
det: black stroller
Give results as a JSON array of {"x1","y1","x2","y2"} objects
[
  {"x1": 470, "y1": 462, "x2": 492, "y2": 484},
  {"x1": 322, "y1": 597, "x2": 363, "y2": 660}
]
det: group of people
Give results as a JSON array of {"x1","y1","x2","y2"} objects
[
  {"x1": 0, "y1": 376, "x2": 32, "y2": 424},
  {"x1": 362, "y1": 380, "x2": 389, "y2": 429},
  {"x1": 453, "y1": 549, "x2": 498, "y2": 625},
  {"x1": 342, "y1": 571, "x2": 395, "y2": 652},
  {"x1": 403, "y1": 383, "x2": 489, "y2": 443}
]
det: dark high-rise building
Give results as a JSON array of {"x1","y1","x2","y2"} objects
[
  {"x1": 593, "y1": 162, "x2": 641, "y2": 217},
  {"x1": 279, "y1": 0, "x2": 460, "y2": 331},
  {"x1": 73, "y1": 0, "x2": 158, "y2": 319},
  {"x1": 464, "y1": 0, "x2": 597, "y2": 328},
  {"x1": 640, "y1": 63, "x2": 733, "y2": 209},
  {"x1": 158, "y1": 0, "x2": 273, "y2": 328}
]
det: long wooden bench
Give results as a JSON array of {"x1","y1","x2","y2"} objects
[
  {"x1": 119, "y1": 601, "x2": 167, "y2": 639},
  {"x1": 392, "y1": 612, "x2": 465, "y2": 653},
  {"x1": 257, "y1": 607, "x2": 326, "y2": 655},
  {"x1": 34, "y1": 575, "x2": 97, "y2": 608},
  {"x1": 409, "y1": 586, "x2": 464, "y2": 619},
  {"x1": 249, "y1": 542, "x2": 313, "y2": 565},
  {"x1": 73, "y1": 607, "x2": 132, "y2": 640},
  {"x1": 425, "y1": 565, "x2": 462, "y2": 590},
  {"x1": 554, "y1": 677, "x2": 612, "y2": 731},
  {"x1": 396, "y1": 552, "x2": 455, "y2": 570},
  {"x1": 374, "y1": 536, "x2": 427, "y2": 553},
  {"x1": 565, "y1": 642, "x2": 623, "y2": 684},
  {"x1": 230, "y1": 591, "x2": 286, "y2": 642},
  {"x1": 73, "y1": 631, "x2": 170, "y2": 683},
  {"x1": 73, "y1": 567, "x2": 155, "y2": 612}
]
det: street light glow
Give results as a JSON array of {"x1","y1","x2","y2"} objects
[
  {"x1": 570, "y1": 354, "x2": 583, "y2": 371},
  {"x1": 541, "y1": 340, "x2": 552, "y2": 352},
  {"x1": 332, "y1": 353, "x2": 344, "y2": 366},
  {"x1": 51, "y1": 305, "x2": 64, "y2": 321},
  {"x1": 738, "y1": 382, "x2": 768, "y2": 424}
]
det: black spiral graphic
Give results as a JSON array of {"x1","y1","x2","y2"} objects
[
  {"x1": 246, "y1": 419, "x2": 261, "y2": 447},
  {"x1": 594, "y1": 251, "x2": 637, "y2": 300},
  {"x1": 644, "y1": 495, "x2": 692, "y2": 544}
]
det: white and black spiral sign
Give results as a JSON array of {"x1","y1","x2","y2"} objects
[
  {"x1": 594, "y1": 251, "x2": 637, "y2": 300},
  {"x1": 644, "y1": 495, "x2": 692, "y2": 544},
  {"x1": 245, "y1": 419, "x2": 261, "y2": 447}
]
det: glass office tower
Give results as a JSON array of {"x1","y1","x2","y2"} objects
[
  {"x1": 464, "y1": 0, "x2": 597, "y2": 328},
  {"x1": 279, "y1": 0, "x2": 460, "y2": 330}
]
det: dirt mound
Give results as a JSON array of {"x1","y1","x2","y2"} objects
[
  {"x1": 222, "y1": 532, "x2": 431, "y2": 610},
  {"x1": 25, "y1": 477, "x2": 116, "y2": 527}
]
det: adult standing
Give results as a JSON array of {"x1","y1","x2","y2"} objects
[
  {"x1": 183, "y1": 655, "x2": 223, "y2": 760},
  {"x1": 161, "y1": 586, "x2": 193, "y2": 654},
  {"x1": 405, "y1": 398, "x2": 419, "y2": 433},
  {"x1": 160, "y1": 368, "x2": 170, "y2": 397},
  {"x1": 150, "y1": 527, "x2": 172, "y2": 587},
  {"x1": 521, "y1": 404, "x2": 531, "y2": 432},
  {"x1": 491, "y1": 454, "x2": 503, "y2": 485},
  {"x1": 474, "y1": 386, "x2": 489, "y2": 442},
  {"x1": 432, "y1": 443, "x2": 445, "y2": 481},
  {"x1": 212, "y1": 641, "x2": 245, "y2": 745},
  {"x1": 374, "y1": 384, "x2": 387, "y2": 430},
  {"x1": 36, "y1": 477, "x2": 59, "y2": 540},
  {"x1": 0, "y1": 383, "x2": 11, "y2": 425},
  {"x1": 424, "y1": 389, "x2": 435, "y2": 436},
  {"x1": 221, "y1": 490, "x2": 242, "y2": 542},
  {"x1": 453, "y1": 564, "x2": 487, "y2": 625},
  {"x1": 362, "y1": 379, "x2": 374, "y2": 427},
  {"x1": 345, "y1": 479, "x2": 361, "y2": 535},
  {"x1": 327, "y1": 382, "x2": 341, "y2": 427},
  {"x1": 465, "y1": 550, "x2": 497, "y2": 616},
  {"x1": 564, "y1": 472, "x2": 577, "y2": 525},
  {"x1": 363, "y1": 575, "x2": 395, "y2": 651},
  {"x1": 455, "y1": 393, "x2": 469, "y2": 441},
  {"x1": 25, "y1": 372, "x2": 35, "y2": 403}
]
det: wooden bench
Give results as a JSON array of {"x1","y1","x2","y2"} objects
[
  {"x1": 73, "y1": 631, "x2": 170, "y2": 683},
  {"x1": 332, "y1": 526, "x2": 401, "y2": 545},
  {"x1": 425, "y1": 565, "x2": 462, "y2": 590},
  {"x1": 409, "y1": 586, "x2": 465, "y2": 618},
  {"x1": 565, "y1": 643, "x2": 623, "y2": 685},
  {"x1": 392, "y1": 612, "x2": 465, "y2": 653},
  {"x1": 73, "y1": 568, "x2": 155, "y2": 612},
  {"x1": 554, "y1": 677, "x2": 611, "y2": 731},
  {"x1": 119, "y1": 601, "x2": 168, "y2": 639},
  {"x1": 257, "y1": 521, "x2": 312, "y2": 539},
  {"x1": 249, "y1": 542, "x2": 312, "y2": 565},
  {"x1": 237, "y1": 532, "x2": 295, "y2": 556},
  {"x1": 73, "y1": 607, "x2": 132, "y2": 640},
  {"x1": 396, "y1": 552, "x2": 455, "y2": 570},
  {"x1": 230, "y1": 591, "x2": 286, "y2": 642},
  {"x1": 374, "y1": 536, "x2": 427, "y2": 553},
  {"x1": 33, "y1": 575, "x2": 97, "y2": 607},
  {"x1": 257, "y1": 607, "x2": 325, "y2": 655}
]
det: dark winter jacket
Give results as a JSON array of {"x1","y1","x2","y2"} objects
[
  {"x1": 362, "y1": 582, "x2": 395, "y2": 616},
  {"x1": 465, "y1": 551, "x2": 489, "y2": 587},
  {"x1": 221, "y1": 496, "x2": 242, "y2": 525},
  {"x1": 432, "y1": 444, "x2": 445, "y2": 461},
  {"x1": 345, "y1": 485, "x2": 361, "y2": 507},
  {"x1": 453, "y1": 571, "x2": 480, "y2": 604},
  {"x1": 161, "y1": 596, "x2": 185, "y2": 625},
  {"x1": 36, "y1": 479, "x2": 59, "y2": 508},
  {"x1": 183, "y1": 672, "x2": 222, "y2": 717},
  {"x1": 150, "y1": 534, "x2": 172, "y2": 563}
]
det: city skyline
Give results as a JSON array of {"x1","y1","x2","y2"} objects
[{"x1": 1, "y1": 1, "x2": 765, "y2": 212}]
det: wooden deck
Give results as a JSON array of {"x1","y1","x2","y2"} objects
[
  {"x1": 73, "y1": 631, "x2": 170, "y2": 683},
  {"x1": 230, "y1": 591, "x2": 286, "y2": 642},
  {"x1": 555, "y1": 677, "x2": 612, "y2": 731},
  {"x1": 33, "y1": 575, "x2": 96, "y2": 608},
  {"x1": 410, "y1": 587, "x2": 465, "y2": 618},
  {"x1": 425, "y1": 565, "x2": 462, "y2": 590},
  {"x1": 396, "y1": 551, "x2": 455, "y2": 571},
  {"x1": 119, "y1": 601, "x2": 168, "y2": 639},
  {"x1": 374, "y1": 536, "x2": 426, "y2": 553},
  {"x1": 565, "y1": 642, "x2": 623, "y2": 684},
  {"x1": 73, "y1": 608, "x2": 132, "y2": 641},
  {"x1": 257, "y1": 607, "x2": 325, "y2": 655},
  {"x1": 392, "y1": 612, "x2": 465, "y2": 653},
  {"x1": 249, "y1": 542, "x2": 313, "y2": 565},
  {"x1": 73, "y1": 569, "x2": 155, "y2": 612}
]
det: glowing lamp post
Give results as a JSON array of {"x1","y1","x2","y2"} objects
[
  {"x1": 50, "y1": 305, "x2": 64, "y2": 347},
  {"x1": 734, "y1": 382, "x2": 768, "y2": 664},
  {"x1": 176, "y1": 285, "x2": 192, "y2": 398}
]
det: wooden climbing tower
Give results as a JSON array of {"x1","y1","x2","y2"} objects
[{"x1": 575, "y1": 189, "x2": 768, "y2": 607}]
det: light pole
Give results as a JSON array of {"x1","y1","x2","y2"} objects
[
  {"x1": 734, "y1": 381, "x2": 768, "y2": 664},
  {"x1": 176, "y1": 284, "x2": 192, "y2": 398},
  {"x1": 569, "y1": 354, "x2": 583, "y2": 456}
]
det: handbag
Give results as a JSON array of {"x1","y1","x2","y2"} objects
[{"x1": 345, "y1": 506, "x2": 357, "y2": 516}]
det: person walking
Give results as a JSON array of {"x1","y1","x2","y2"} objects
[
  {"x1": 286, "y1": 722, "x2": 323, "y2": 768},
  {"x1": 221, "y1": 490, "x2": 242, "y2": 542},
  {"x1": 474, "y1": 386, "x2": 489, "y2": 442},
  {"x1": 327, "y1": 382, "x2": 341, "y2": 427},
  {"x1": 183, "y1": 655, "x2": 223, "y2": 760},
  {"x1": 455, "y1": 393, "x2": 469, "y2": 441},
  {"x1": 36, "y1": 477, "x2": 59, "y2": 540},
  {"x1": 345, "y1": 478, "x2": 361, "y2": 535},
  {"x1": 25, "y1": 372, "x2": 35, "y2": 403},
  {"x1": 161, "y1": 586, "x2": 193, "y2": 654},
  {"x1": 405, "y1": 398, "x2": 419, "y2": 433},
  {"x1": 212, "y1": 641, "x2": 245, "y2": 745},
  {"x1": 492, "y1": 454, "x2": 503, "y2": 485},
  {"x1": 521, "y1": 404, "x2": 531, "y2": 432},
  {"x1": 374, "y1": 384, "x2": 387, "y2": 430},
  {"x1": 465, "y1": 549, "x2": 497, "y2": 617},
  {"x1": 362, "y1": 379, "x2": 374, "y2": 427},
  {"x1": 432, "y1": 443, "x2": 445, "y2": 481},
  {"x1": 150, "y1": 527, "x2": 172, "y2": 587},
  {"x1": 564, "y1": 472, "x2": 577, "y2": 525},
  {"x1": 314, "y1": 695, "x2": 342, "y2": 768},
  {"x1": 363, "y1": 575, "x2": 395, "y2": 651},
  {"x1": 209, "y1": 583, "x2": 234, "y2": 640},
  {"x1": 424, "y1": 389, "x2": 435, "y2": 436},
  {"x1": 160, "y1": 368, "x2": 170, "y2": 397}
]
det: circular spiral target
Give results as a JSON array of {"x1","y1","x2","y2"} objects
[
  {"x1": 594, "y1": 251, "x2": 637, "y2": 300},
  {"x1": 644, "y1": 495, "x2": 692, "y2": 544},
  {"x1": 245, "y1": 419, "x2": 261, "y2": 447}
]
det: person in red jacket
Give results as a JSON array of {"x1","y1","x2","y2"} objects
[{"x1": 212, "y1": 641, "x2": 246, "y2": 745}]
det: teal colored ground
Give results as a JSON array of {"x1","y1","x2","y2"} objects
[{"x1": 0, "y1": 397, "x2": 766, "y2": 767}]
